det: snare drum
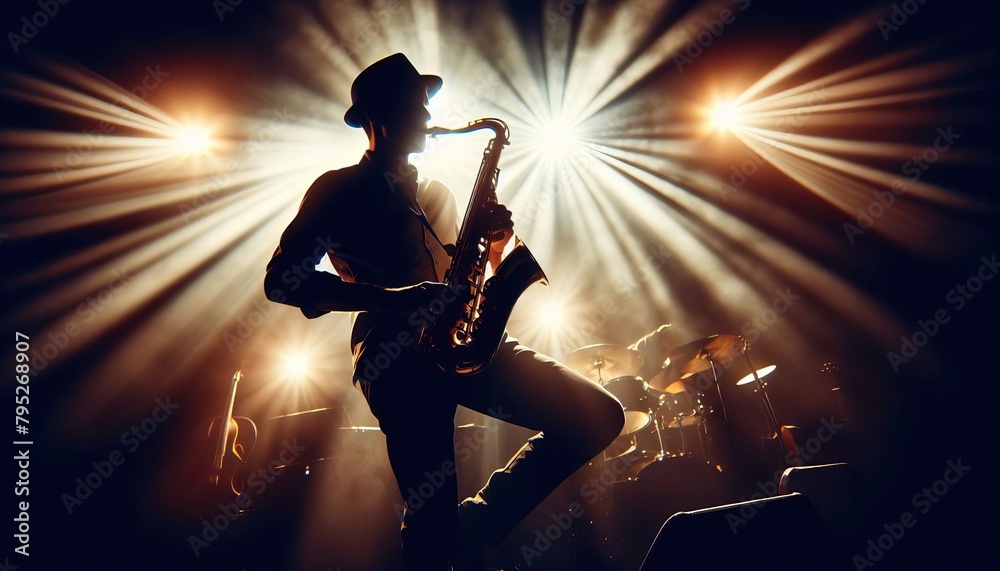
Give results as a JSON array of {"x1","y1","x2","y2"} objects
[
  {"x1": 603, "y1": 419, "x2": 665, "y2": 466},
  {"x1": 660, "y1": 389, "x2": 711, "y2": 428},
  {"x1": 602, "y1": 376, "x2": 656, "y2": 435}
]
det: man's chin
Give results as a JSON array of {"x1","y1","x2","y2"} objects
[{"x1": 408, "y1": 137, "x2": 427, "y2": 155}]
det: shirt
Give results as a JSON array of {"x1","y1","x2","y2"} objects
[{"x1": 265, "y1": 151, "x2": 459, "y2": 359}]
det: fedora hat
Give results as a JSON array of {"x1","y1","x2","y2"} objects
[{"x1": 344, "y1": 53, "x2": 443, "y2": 128}]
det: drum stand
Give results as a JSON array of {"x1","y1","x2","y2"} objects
[{"x1": 741, "y1": 349, "x2": 801, "y2": 467}]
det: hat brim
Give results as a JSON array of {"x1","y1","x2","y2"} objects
[{"x1": 344, "y1": 74, "x2": 443, "y2": 129}]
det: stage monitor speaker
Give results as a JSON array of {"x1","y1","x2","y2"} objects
[
  {"x1": 639, "y1": 492, "x2": 842, "y2": 571},
  {"x1": 780, "y1": 462, "x2": 866, "y2": 551},
  {"x1": 779, "y1": 461, "x2": 862, "y2": 497}
]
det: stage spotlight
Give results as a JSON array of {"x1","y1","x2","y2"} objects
[
  {"x1": 537, "y1": 119, "x2": 580, "y2": 159},
  {"x1": 545, "y1": 125, "x2": 572, "y2": 154},
  {"x1": 709, "y1": 101, "x2": 742, "y2": 131},
  {"x1": 281, "y1": 350, "x2": 312, "y2": 381},
  {"x1": 538, "y1": 300, "x2": 567, "y2": 329},
  {"x1": 174, "y1": 125, "x2": 212, "y2": 154}
]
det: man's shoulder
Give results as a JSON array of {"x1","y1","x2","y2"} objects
[
  {"x1": 301, "y1": 164, "x2": 366, "y2": 206},
  {"x1": 311, "y1": 164, "x2": 365, "y2": 191}
]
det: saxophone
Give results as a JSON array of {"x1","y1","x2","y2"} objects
[{"x1": 418, "y1": 118, "x2": 548, "y2": 375}]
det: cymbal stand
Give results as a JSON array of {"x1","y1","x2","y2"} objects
[
  {"x1": 710, "y1": 358, "x2": 729, "y2": 427},
  {"x1": 742, "y1": 347, "x2": 801, "y2": 466},
  {"x1": 741, "y1": 348, "x2": 781, "y2": 438}
]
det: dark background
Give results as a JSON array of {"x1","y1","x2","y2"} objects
[{"x1": 1, "y1": 0, "x2": 997, "y2": 569}]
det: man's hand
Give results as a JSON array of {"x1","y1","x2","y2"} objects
[
  {"x1": 483, "y1": 203, "x2": 514, "y2": 270},
  {"x1": 484, "y1": 203, "x2": 514, "y2": 240},
  {"x1": 385, "y1": 281, "x2": 453, "y2": 316}
]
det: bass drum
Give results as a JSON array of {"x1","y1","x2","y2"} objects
[{"x1": 609, "y1": 456, "x2": 742, "y2": 571}]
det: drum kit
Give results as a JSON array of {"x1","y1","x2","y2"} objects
[
  {"x1": 565, "y1": 333, "x2": 786, "y2": 570},
  {"x1": 566, "y1": 331, "x2": 787, "y2": 480}
]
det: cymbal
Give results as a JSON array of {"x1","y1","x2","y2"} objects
[
  {"x1": 566, "y1": 344, "x2": 644, "y2": 382},
  {"x1": 736, "y1": 364, "x2": 777, "y2": 386},
  {"x1": 665, "y1": 334, "x2": 746, "y2": 379},
  {"x1": 648, "y1": 370, "x2": 688, "y2": 394}
]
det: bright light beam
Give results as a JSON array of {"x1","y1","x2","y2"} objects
[
  {"x1": 543, "y1": 123, "x2": 573, "y2": 155},
  {"x1": 538, "y1": 300, "x2": 567, "y2": 330},
  {"x1": 523, "y1": 116, "x2": 584, "y2": 161},
  {"x1": 709, "y1": 101, "x2": 743, "y2": 131},
  {"x1": 174, "y1": 126, "x2": 212, "y2": 155},
  {"x1": 281, "y1": 350, "x2": 312, "y2": 381}
]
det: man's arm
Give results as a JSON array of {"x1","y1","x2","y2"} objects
[
  {"x1": 263, "y1": 171, "x2": 432, "y2": 317},
  {"x1": 629, "y1": 324, "x2": 673, "y2": 380}
]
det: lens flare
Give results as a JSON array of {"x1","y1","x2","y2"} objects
[
  {"x1": 710, "y1": 101, "x2": 742, "y2": 130},
  {"x1": 544, "y1": 124, "x2": 573, "y2": 154},
  {"x1": 281, "y1": 350, "x2": 312, "y2": 381},
  {"x1": 538, "y1": 300, "x2": 568, "y2": 330},
  {"x1": 175, "y1": 126, "x2": 212, "y2": 154}
]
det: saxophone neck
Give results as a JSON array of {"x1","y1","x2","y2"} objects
[{"x1": 427, "y1": 118, "x2": 509, "y2": 145}]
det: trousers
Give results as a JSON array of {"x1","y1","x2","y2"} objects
[{"x1": 356, "y1": 337, "x2": 625, "y2": 570}]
